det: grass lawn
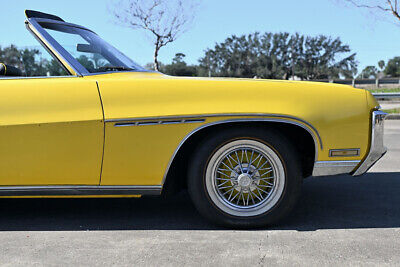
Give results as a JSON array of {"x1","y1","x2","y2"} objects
[
  {"x1": 367, "y1": 88, "x2": 400, "y2": 93},
  {"x1": 382, "y1": 108, "x2": 400, "y2": 114}
]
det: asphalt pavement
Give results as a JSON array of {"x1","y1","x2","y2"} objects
[{"x1": 0, "y1": 121, "x2": 399, "y2": 266}]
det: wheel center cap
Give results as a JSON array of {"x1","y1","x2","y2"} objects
[{"x1": 237, "y1": 174, "x2": 252, "y2": 187}]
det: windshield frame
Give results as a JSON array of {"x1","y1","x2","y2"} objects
[{"x1": 26, "y1": 17, "x2": 149, "y2": 77}]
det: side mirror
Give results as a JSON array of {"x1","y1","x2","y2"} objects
[{"x1": 0, "y1": 63, "x2": 23, "y2": 77}]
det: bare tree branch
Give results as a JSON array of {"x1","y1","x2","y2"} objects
[
  {"x1": 112, "y1": 0, "x2": 198, "y2": 71},
  {"x1": 345, "y1": 0, "x2": 391, "y2": 11},
  {"x1": 386, "y1": 0, "x2": 400, "y2": 20},
  {"x1": 343, "y1": 0, "x2": 400, "y2": 21}
]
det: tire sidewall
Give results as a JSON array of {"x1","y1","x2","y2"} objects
[{"x1": 188, "y1": 127, "x2": 302, "y2": 228}]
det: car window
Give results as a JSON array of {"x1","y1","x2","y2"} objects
[
  {"x1": 45, "y1": 29, "x2": 110, "y2": 72},
  {"x1": 40, "y1": 22, "x2": 145, "y2": 74}
]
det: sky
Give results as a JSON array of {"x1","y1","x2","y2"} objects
[{"x1": 1, "y1": 0, "x2": 400, "y2": 73}]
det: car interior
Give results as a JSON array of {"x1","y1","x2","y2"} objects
[{"x1": 0, "y1": 63, "x2": 23, "y2": 77}]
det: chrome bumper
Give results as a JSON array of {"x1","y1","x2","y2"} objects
[
  {"x1": 312, "y1": 160, "x2": 360, "y2": 176},
  {"x1": 352, "y1": 110, "x2": 387, "y2": 176},
  {"x1": 312, "y1": 110, "x2": 387, "y2": 177}
]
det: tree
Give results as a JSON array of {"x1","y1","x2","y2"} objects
[
  {"x1": 198, "y1": 32, "x2": 357, "y2": 80},
  {"x1": 199, "y1": 33, "x2": 294, "y2": 79},
  {"x1": 20, "y1": 48, "x2": 48, "y2": 76},
  {"x1": 384, "y1": 56, "x2": 400, "y2": 77},
  {"x1": 163, "y1": 53, "x2": 198, "y2": 76},
  {"x1": 341, "y1": 0, "x2": 400, "y2": 23},
  {"x1": 76, "y1": 55, "x2": 95, "y2": 72},
  {"x1": 0, "y1": 45, "x2": 24, "y2": 70},
  {"x1": 45, "y1": 59, "x2": 68, "y2": 76},
  {"x1": 358, "y1": 65, "x2": 379, "y2": 78},
  {"x1": 0, "y1": 45, "x2": 67, "y2": 77},
  {"x1": 112, "y1": 0, "x2": 198, "y2": 71},
  {"x1": 378, "y1": 60, "x2": 385, "y2": 70},
  {"x1": 144, "y1": 62, "x2": 165, "y2": 71},
  {"x1": 296, "y1": 35, "x2": 357, "y2": 80}
]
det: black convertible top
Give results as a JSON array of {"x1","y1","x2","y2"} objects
[{"x1": 25, "y1": 10, "x2": 64, "y2": 22}]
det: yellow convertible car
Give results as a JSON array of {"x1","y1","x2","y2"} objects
[{"x1": 0, "y1": 10, "x2": 387, "y2": 228}]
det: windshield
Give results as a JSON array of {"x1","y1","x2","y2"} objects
[{"x1": 39, "y1": 22, "x2": 146, "y2": 74}]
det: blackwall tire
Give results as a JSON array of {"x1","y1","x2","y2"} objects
[{"x1": 187, "y1": 127, "x2": 302, "y2": 229}]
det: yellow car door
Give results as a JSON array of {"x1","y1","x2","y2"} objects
[{"x1": 0, "y1": 77, "x2": 104, "y2": 185}]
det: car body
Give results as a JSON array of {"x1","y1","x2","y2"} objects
[{"x1": 0, "y1": 10, "x2": 386, "y2": 227}]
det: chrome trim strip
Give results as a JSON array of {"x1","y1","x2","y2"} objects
[
  {"x1": 114, "y1": 118, "x2": 206, "y2": 127},
  {"x1": 108, "y1": 114, "x2": 322, "y2": 149},
  {"x1": 353, "y1": 111, "x2": 387, "y2": 176},
  {"x1": 184, "y1": 119, "x2": 208, "y2": 124},
  {"x1": 161, "y1": 117, "x2": 322, "y2": 185},
  {"x1": 0, "y1": 185, "x2": 162, "y2": 196},
  {"x1": 329, "y1": 148, "x2": 360, "y2": 157},
  {"x1": 161, "y1": 120, "x2": 183, "y2": 125},
  {"x1": 26, "y1": 18, "x2": 87, "y2": 76},
  {"x1": 312, "y1": 160, "x2": 361, "y2": 177},
  {"x1": 137, "y1": 121, "x2": 159, "y2": 126},
  {"x1": 114, "y1": 122, "x2": 137, "y2": 127},
  {"x1": 0, "y1": 76, "x2": 76, "y2": 80},
  {"x1": 82, "y1": 70, "x2": 150, "y2": 76}
]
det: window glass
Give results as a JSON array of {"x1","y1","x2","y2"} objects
[{"x1": 41, "y1": 23, "x2": 145, "y2": 74}]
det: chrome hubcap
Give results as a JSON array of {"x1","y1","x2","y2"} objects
[
  {"x1": 237, "y1": 173, "x2": 252, "y2": 188},
  {"x1": 214, "y1": 147, "x2": 275, "y2": 209},
  {"x1": 205, "y1": 139, "x2": 285, "y2": 217}
]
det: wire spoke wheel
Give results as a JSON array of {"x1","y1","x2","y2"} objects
[{"x1": 205, "y1": 139, "x2": 286, "y2": 217}]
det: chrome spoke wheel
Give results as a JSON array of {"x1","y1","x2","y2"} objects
[{"x1": 205, "y1": 139, "x2": 285, "y2": 217}]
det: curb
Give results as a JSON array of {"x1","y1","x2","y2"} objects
[{"x1": 386, "y1": 114, "x2": 400, "y2": 120}]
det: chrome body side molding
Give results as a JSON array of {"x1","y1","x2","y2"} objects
[
  {"x1": 353, "y1": 111, "x2": 387, "y2": 176},
  {"x1": 0, "y1": 185, "x2": 162, "y2": 196},
  {"x1": 106, "y1": 113, "x2": 322, "y2": 148},
  {"x1": 114, "y1": 118, "x2": 206, "y2": 127},
  {"x1": 312, "y1": 160, "x2": 361, "y2": 176},
  {"x1": 106, "y1": 113, "x2": 322, "y2": 149},
  {"x1": 160, "y1": 115, "x2": 322, "y2": 185}
]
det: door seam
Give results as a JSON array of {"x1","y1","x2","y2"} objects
[{"x1": 96, "y1": 81, "x2": 106, "y2": 185}]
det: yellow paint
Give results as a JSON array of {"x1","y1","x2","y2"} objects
[
  {"x1": 0, "y1": 71, "x2": 376, "y2": 193},
  {"x1": 85, "y1": 72, "x2": 374, "y2": 186},
  {"x1": 0, "y1": 77, "x2": 103, "y2": 185}
]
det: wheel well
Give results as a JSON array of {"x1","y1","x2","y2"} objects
[{"x1": 162, "y1": 121, "x2": 316, "y2": 196}]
